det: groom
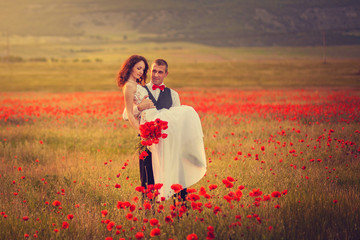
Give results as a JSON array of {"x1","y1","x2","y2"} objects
[{"x1": 124, "y1": 59, "x2": 187, "y2": 201}]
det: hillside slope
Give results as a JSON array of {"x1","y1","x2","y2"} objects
[{"x1": 0, "y1": 0, "x2": 359, "y2": 46}]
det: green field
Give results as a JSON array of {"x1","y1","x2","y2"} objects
[
  {"x1": 0, "y1": 89, "x2": 359, "y2": 239},
  {"x1": 1, "y1": 1, "x2": 360, "y2": 238},
  {"x1": 0, "y1": 37, "x2": 360, "y2": 239},
  {"x1": 0, "y1": 37, "x2": 359, "y2": 92}
]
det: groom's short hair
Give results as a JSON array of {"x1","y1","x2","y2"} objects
[{"x1": 154, "y1": 59, "x2": 168, "y2": 72}]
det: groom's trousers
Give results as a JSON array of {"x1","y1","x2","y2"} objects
[
  {"x1": 139, "y1": 149, "x2": 155, "y2": 188},
  {"x1": 139, "y1": 148, "x2": 188, "y2": 202}
]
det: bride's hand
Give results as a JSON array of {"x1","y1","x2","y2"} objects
[{"x1": 137, "y1": 95, "x2": 155, "y2": 111}]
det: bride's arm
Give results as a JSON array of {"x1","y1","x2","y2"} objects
[
  {"x1": 122, "y1": 105, "x2": 140, "y2": 121},
  {"x1": 122, "y1": 95, "x2": 153, "y2": 121},
  {"x1": 123, "y1": 83, "x2": 140, "y2": 133}
]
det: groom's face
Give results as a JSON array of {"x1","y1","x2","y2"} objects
[{"x1": 151, "y1": 63, "x2": 168, "y2": 86}]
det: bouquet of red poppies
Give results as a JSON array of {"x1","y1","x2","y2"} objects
[{"x1": 139, "y1": 118, "x2": 168, "y2": 147}]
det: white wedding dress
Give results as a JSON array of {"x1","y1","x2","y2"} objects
[{"x1": 134, "y1": 85, "x2": 207, "y2": 200}]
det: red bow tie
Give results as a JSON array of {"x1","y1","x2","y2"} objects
[{"x1": 152, "y1": 85, "x2": 165, "y2": 91}]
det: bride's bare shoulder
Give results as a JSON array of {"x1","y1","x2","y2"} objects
[{"x1": 123, "y1": 81, "x2": 137, "y2": 93}]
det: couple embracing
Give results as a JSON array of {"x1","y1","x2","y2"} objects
[{"x1": 117, "y1": 55, "x2": 206, "y2": 201}]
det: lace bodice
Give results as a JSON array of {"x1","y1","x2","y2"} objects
[{"x1": 134, "y1": 85, "x2": 148, "y2": 104}]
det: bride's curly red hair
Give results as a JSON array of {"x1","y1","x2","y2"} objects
[{"x1": 116, "y1": 55, "x2": 149, "y2": 87}]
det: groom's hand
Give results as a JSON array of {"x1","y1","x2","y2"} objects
[{"x1": 137, "y1": 95, "x2": 155, "y2": 111}]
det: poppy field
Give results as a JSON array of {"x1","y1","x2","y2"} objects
[{"x1": 0, "y1": 88, "x2": 360, "y2": 239}]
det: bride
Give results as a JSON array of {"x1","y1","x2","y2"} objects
[{"x1": 117, "y1": 55, "x2": 206, "y2": 200}]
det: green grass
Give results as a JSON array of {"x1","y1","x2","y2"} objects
[
  {"x1": 0, "y1": 40, "x2": 359, "y2": 92},
  {"x1": 1, "y1": 89, "x2": 360, "y2": 239},
  {"x1": 1, "y1": 59, "x2": 359, "y2": 92},
  {"x1": 0, "y1": 93, "x2": 359, "y2": 239}
]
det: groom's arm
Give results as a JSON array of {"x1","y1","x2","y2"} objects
[{"x1": 171, "y1": 89, "x2": 181, "y2": 107}]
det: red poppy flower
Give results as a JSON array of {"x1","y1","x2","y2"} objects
[
  {"x1": 62, "y1": 221, "x2": 69, "y2": 229},
  {"x1": 207, "y1": 231, "x2": 215, "y2": 240},
  {"x1": 187, "y1": 233, "x2": 198, "y2": 240},
  {"x1": 114, "y1": 183, "x2": 121, "y2": 188},
  {"x1": 165, "y1": 215, "x2": 173, "y2": 223},
  {"x1": 139, "y1": 119, "x2": 168, "y2": 147},
  {"x1": 67, "y1": 214, "x2": 74, "y2": 220},
  {"x1": 209, "y1": 184, "x2": 218, "y2": 190},
  {"x1": 52, "y1": 200, "x2": 61, "y2": 206},
  {"x1": 135, "y1": 232, "x2": 144, "y2": 239},
  {"x1": 126, "y1": 213, "x2": 133, "y2": 220},
  {"x1": 188, "y1": 194, "x2": 200, "y2": 202},
  {"x1": 150, "y1": 228, "x2": 161, "y2": 237},
  {"x1": 205, "y1": 202, "x2": 212, "y2": 208},
  {"x1": 263, "y1": 195, "x2": 271, "y2": 201},
  {"x1": 144, "y1": 201, "x2": 151, "y2": 210},
  {"x1": 249, "y1": 188, "x2": 262, "y2": 197},
  {"x1": 147, "y1": 192, "x2": 154, "y2": 199},
  {"x1": 149, "y1": 218, "x2": 159, "y2": 226},
  {"x1": 101, "y1": 210, "x2": 108, "y2": 217},
  {"x1": 135, "y1": 186, "x2": 145, "y2": 193},
  {"x1": 154, "y1": 183, "x2": 163, "y2": 190},
  {"x1": 223, "y1": 195, "x2": 233, "y2": 203},
  {"x1": 213, "y1": 206, "x2": 221, "y2": 215},
  {"x1": 191, "y1": 202, "x2": 199, "y2": 210},
  {"x1": 222, "y1": 179, "x2": 234, "y2": 188},
  {"x1": 227, "y1": 176, "x2": 235, "y2": 182},
  {"x1": 117, "y1": 201, "x2": 130, "y2": 209},
  {"x1": 271, "y1": 191, "x2": 282, "y2": 198},
  {"x1": 22, "y1": 216, "x2": 29, "y2": 221},
  {"x1": 187, "y1": 188, "x2": 197, "y2": 193},
  {"x1": 107, "y1": 221, "x2": 115, "y2": 231},
  {"x1": 199, "y1": 187, "x2": 207, "y2": 195},
  {"x1": 139, "y1": 151, "x2": 149, "y2": 160},
  {"x1": 130, "y1": 204, "x2": 136, "y2": 212},
  {"x1": 171, "y1": 184, "x2": 183, "y2": 193}
]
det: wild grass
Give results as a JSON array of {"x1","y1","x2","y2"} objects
[
  {"x1": 1, "y1": 57, "x2": 359, "y2": 92},
  {"x1": 0, "y1": 41, "x2": 359, "y2": 239},
  {"x1": 0, "y1": 89, "x2": 359, "y2": 239},
  {"x1": 1, "y1": 36, "x2": 359, "y2": 92}
]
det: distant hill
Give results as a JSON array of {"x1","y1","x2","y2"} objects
[{"x1": 1, "y1": 0, "x2": 359, "y2": 46}]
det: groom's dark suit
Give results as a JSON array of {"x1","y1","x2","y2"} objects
[
  {"x1": 139, "y1": 85, "x2": 172, "y2": 188},
  {"x1": 140, "y1": 85, "x2": 187, "y2": 201}
]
